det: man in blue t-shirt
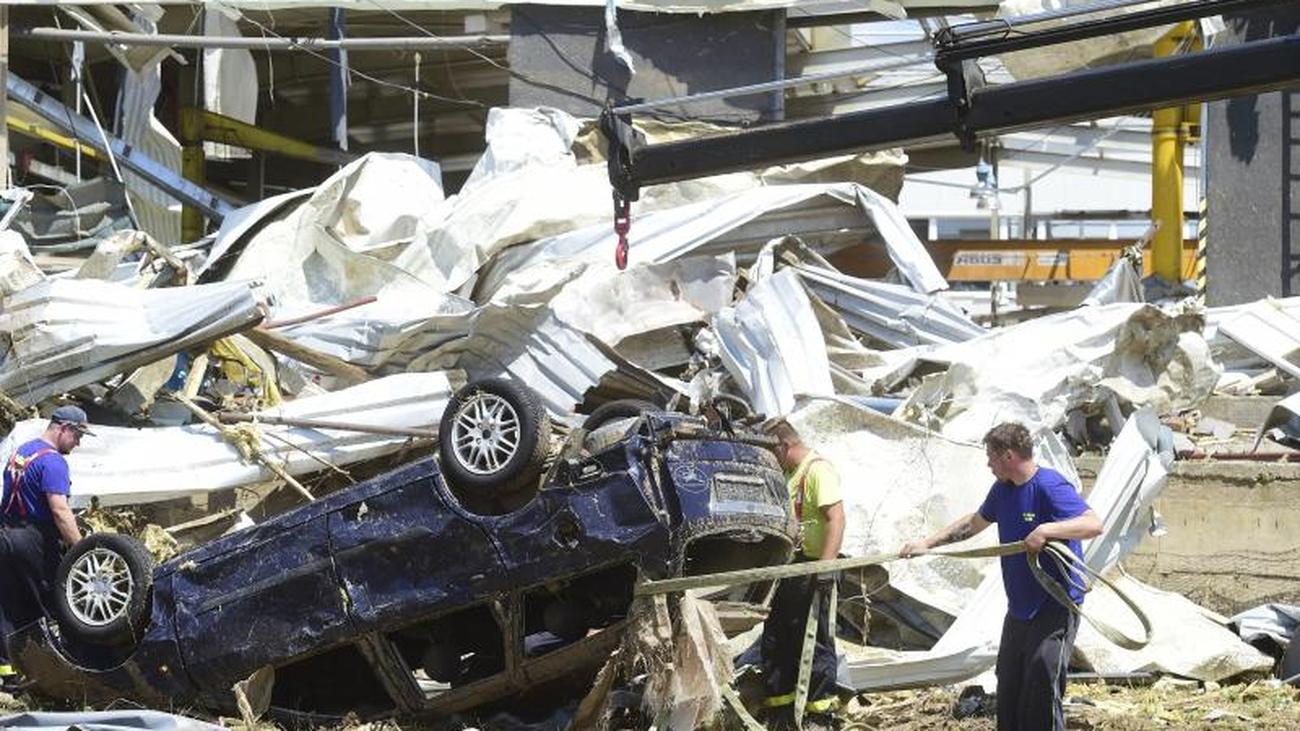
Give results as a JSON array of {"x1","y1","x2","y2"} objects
[
  {"x1": 0, "y1": 405, "x2": 89, "y2": 685},
  {"x1": 899, "y1": 422, "x2": 1102, "y2": 731}
]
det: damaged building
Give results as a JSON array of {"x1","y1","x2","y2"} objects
[{"x1": 1, "y1": 0, "x2": 1300, "y2": 729}]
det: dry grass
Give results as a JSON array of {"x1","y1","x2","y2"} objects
[{"x1": 7, "y1": 679, "x2": 1300, "y2": 730}]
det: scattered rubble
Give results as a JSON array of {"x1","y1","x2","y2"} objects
[{"x1": 2, "y1": 104, "x2": 1300, "y2": 728}]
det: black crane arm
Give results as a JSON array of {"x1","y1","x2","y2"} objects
[{"x1": 601, "y1": 0, "x2": 1300, "y2": 202}]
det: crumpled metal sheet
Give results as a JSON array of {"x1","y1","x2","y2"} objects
[
  {"x1": 1230, "y1": 603, "x2": 1300, "y2": 649},
  {"x1": 0, "y1": 230, "x2": 45, "y2": 297},
  {"x1": 899, "y1": 304, "x2": 1217, "y2": 443},
  {"x1": 715, "y1": 269, "x2": 833, "y2": 419},
  {"x1": 207, "y1": 152, "x2": 449, "y2": 304},
  {"x1": 0, "y1": 278, "x2": 263, "y2": 406},
  {"x1": 477, "y1": 182, "x2": 948, "y2": 301},
  {"x1": 0, "y1": 710, "x2": 225, "y2": 731},
  {"x1": 409, "y1": 283, "x2": 671, "y2": 418},
  {"x1": 204, "y1": 107, "x2": 909, "y2": 307},
  {"x1": 267, "y1": 294, "x2": 477, "y2": 372},
  {"x1": 0, "y1": 372, "x2": 458, "y2": 507},
  {"x1": 791, "y1": 263, "x2": 984, "y2": 348}
]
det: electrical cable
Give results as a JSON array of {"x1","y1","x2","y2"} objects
[{"x1": 218, "y1": 1, "x2": 485, "y2": 109}]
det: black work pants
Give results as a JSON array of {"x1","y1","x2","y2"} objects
[
  {"x1": 760, "y1": 568, "x2": 838, "y2": 709},
  {"x1": 0, "y1": 523, "x2": 59, "y2": 665},
  {"x1": 996, "y1": 601, "x2": 1079, "y2": 731}
]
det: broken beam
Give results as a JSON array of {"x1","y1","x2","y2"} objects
[
  {"x1": 243, "y1": 327, "x2": 371, "y2": 385},
  {"x1": 217, "y1": 412, "x2": 436, "y2": 440}
]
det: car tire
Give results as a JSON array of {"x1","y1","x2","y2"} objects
[
  {"x1": 581, "y1": 399, "x2": 660, "y2": 432},
  {"x1": 54, "y1": 533, "x2": 154, "y2": 647},
  {"x1": 439, "y1": 378, "x2": 550, "y2": 499}
]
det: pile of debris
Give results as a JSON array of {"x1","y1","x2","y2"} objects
[{"x1": 2, "y1": 105, "x2": 1298, "y2": 728}]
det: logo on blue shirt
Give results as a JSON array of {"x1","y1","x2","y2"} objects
[{"x1": 1021, "y1": 511, "x2": 1036, "y2": 522}]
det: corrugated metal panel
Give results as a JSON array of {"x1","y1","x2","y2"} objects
[
  {"x1": 0, "y1": 372, "x2": 456, "y2": 507},
  {"x1": 714, "y1": 269, "x2": 833, "y2": 419},
  {"x1": 793, "y1": 263, "x2": 985, "y2": 347},
  {"x1": 0, "y1": 279, "x2": 262, "y2": 404},
  {"x1": 478, "y1": 182, "x2": 948, "y2": 298}
]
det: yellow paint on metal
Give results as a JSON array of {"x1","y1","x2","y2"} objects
[
  {"x1": 7, "y1": 110, "x2": 100, "y2": 159},
  {"x1": 179, "y1": 107, "x2": 207, "y2": 244},
  {"x1": 1151, "y1": 21, "x2": 1197, "y2": 283},
  {"x1": 943, "y1": 239, "x2": 1197, "y2": 282},
  {"x1": 183, "y1": 108, "x2": 356, "y2": 166}
]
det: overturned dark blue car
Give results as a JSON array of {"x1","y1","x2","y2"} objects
[{"x1": 11, "y1": 378, "x2": 795, "y2": 720}]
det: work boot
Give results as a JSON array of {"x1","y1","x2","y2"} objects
[{"x1": 0, "y1": 664, "x2": 26, "y2": 694}]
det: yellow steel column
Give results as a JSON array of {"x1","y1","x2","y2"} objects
[
  {"x1": 1151, "y1": 21, "x2": 1196, "y2": 282},
  {"x1": 179, "y1": 107, "x2": 207, "y2": 243}
]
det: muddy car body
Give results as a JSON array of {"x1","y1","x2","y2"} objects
[{"x1": 11, "y1": 404, "x2": 795, "y2": 719}]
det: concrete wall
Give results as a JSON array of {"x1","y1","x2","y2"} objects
[
  {"x1": 507, "y1": 5, "x2": 783, "y2": 123},
  {"x1": 1079, "y1": 456, "x2": 1300, "y2": 617},
  {"x1": 1205, "y1": 7, "x2": 1300, "y2": 305}
]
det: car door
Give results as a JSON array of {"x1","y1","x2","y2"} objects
[
  {"x1": 172, "y1": 502, "x2": 351, "y2": 691},
  {"x1": 328, "y1": 462, "x2": 506, "y2": 631}
]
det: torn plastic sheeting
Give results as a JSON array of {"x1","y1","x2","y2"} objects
[
  {"x1": 792, "y1": 263, "x2": 985, "y2": 348},
  {"x1": 476, "y1": 182, "x2": 947, "y2": 301},
  {"x1": 0, "y1": 279, "x2": 263, "y2": 406},
  {"x1": 0, "y1": 372, "x2": 456, "y2": 507},
  {"x1": 714, "y1": 269, "x2": 833, "y2": 420},
  {"x1": 899, "y1": 304, "x2": 1216, "y2": 443},
  {"x1": 0, "y1": 710, "x2": 225, "y2": 731}
]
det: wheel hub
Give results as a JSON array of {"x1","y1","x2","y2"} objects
[
  {"x1": 451, "y1": 392, "x2": 522, "y2": 476},
  {"x1": 66, "y1": 547, "x2": 134, "y2": 627}
]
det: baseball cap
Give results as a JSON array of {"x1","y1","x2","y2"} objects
[{"x1": 50, "y1": 405, "x2": 95, "y2": 435}]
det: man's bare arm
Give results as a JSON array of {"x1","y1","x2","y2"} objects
[
  {"x1": 818, "y1": 501, "x2": 845, "y2": 561},
  {"x1": 47, "y1": 493, "x2": 82, "y2": 547},
  {"x1": 899, "y1": 511, "x2": 991, "y2": 557},
  {"x1": 1024, "y1": 508, "x2": 1102, "y2": 552}
]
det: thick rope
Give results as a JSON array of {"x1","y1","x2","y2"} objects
[{"x1": 635, "y1": 541, "x2": 1150, "y2": 651}]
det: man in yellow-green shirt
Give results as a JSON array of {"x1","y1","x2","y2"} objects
[{"x1": 760, "y1": 420, "x2": 845, "y2": 729}]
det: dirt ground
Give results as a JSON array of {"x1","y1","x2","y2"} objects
[
  {"x1": 6, "y1": 680, "x2": 1300, "y2": 730},
  {"x1": 838, "y1": 681, "x2": 1300, "y2": 731}
]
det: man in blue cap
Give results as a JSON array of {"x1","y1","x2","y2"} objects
[{"x1": 0, "y1": 405, "x2": 89, "y2": 688}]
